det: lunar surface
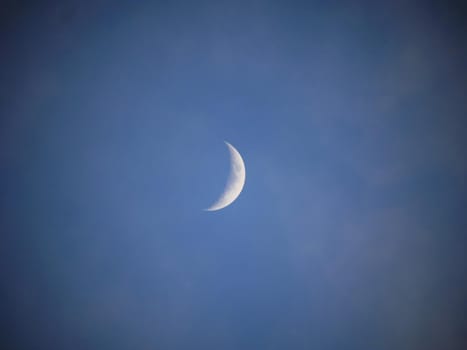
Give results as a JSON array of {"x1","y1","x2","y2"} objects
[{"x1": 205, "y1": 141, "x2": 246, "y2": 211}]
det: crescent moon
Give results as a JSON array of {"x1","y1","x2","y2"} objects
[{"x1": 205, "y1": 141, "x2": 246, "y2": 211}]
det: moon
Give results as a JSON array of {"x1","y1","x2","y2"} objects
[{"x1": 205, "y1": 141, "x2": 246, "y2": 211}]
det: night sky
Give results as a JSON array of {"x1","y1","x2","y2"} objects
[{"x1": 1, "y1": 1, "x2": 467, "y2": 349}]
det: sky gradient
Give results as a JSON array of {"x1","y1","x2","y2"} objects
[{"x1": 1, "y1": 1, "x2": 467, "y2": 349}]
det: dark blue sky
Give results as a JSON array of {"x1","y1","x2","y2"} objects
[{"x1": 1, "y1": 1, "x2": 467, "y2": 349}]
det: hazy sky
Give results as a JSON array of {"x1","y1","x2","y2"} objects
[{"x1": 1, "y1": 1, "x2": 466, "y2": 349}]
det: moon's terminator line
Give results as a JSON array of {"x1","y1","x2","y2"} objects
[{"x1": 205, "y1": 141, "x2": 246, "y2": 211}]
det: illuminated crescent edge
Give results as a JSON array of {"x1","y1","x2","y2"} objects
[{"x1": 205, "y1": 141, "x2": 246, "y2": 211}]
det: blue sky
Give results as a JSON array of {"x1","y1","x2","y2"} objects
[{"x1": 1, "y1": 1, "x2": 467, "y2": 349}]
